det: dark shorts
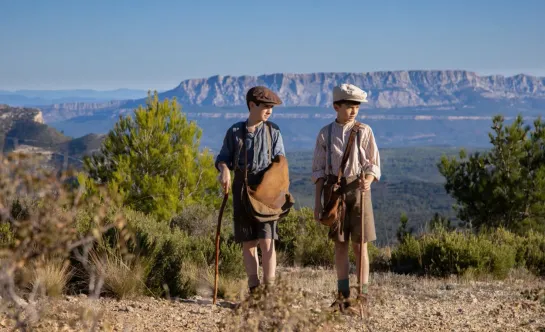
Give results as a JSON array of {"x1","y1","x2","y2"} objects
[
  {"x1": 327, "y1": 175, "x2": 377, "y2": 243},
  {"x1": 232, "y1": 171, "x2": 279, "y2": 243}
]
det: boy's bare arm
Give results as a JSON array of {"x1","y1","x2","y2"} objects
[
  {"x1": 314, "y1": 178, "x2": 325, "y2": 222},
  {"x1": 217, "y1": 162, "x2": 231, "y2": 193},
  {"x1": 360, "y1": 173, "x2": 376, "y2": 192},
  {"x1": 311, "y1": 128, "x2": 326, "y2": 222}
]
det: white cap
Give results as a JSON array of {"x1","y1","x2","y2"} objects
[{"x1": 333, "y1": 83, "x2": 368, "y2": 103}]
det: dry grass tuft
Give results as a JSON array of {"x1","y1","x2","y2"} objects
[
  {"x1": 201, "y1": 265, "x2": 246, "y2": 301},
  {"x1": 90, "y1": 248, "x2": 149, "y2": 300},
  {"x1": 177, "y1": 261, "x2": 246, "y2": 302},
  {"x1": 28, "y1": 257, "x2": 73, "y2": 298},
  {"x1": 220, "y1": 272, "x2": 341, "y2": 332}
]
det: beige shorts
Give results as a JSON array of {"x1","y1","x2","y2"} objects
[{"x1": 327, "y1": 175, "x2": 377, "y2": 243}]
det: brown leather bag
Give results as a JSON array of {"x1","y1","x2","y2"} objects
[
  {"x1": 238, "y1": 122, "x2": 295, "y2": 222},
  {"x1": 319, "y1": 122, "x2": 361, "y2": 227}
]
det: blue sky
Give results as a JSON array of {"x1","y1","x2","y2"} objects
[{"x1": 1, "y1": 0, "x2": 544, "y2": 90}]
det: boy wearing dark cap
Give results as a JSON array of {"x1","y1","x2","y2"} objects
[
  {"x1": 311, "y1": 83, "x2": 381, "y2": 311},
  {"x1": 215, "y1": 86, "x2": 286, "y2": 293}
]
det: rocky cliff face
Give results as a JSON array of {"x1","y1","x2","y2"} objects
[
  {"x1": 0, "y1": 105, "x2": 101, "y2": 164},
  {"x1": 36, "y1": 70, "x2": 545, "y2": 123},
  {"x1": 0, "y1": 104, "x2": 44, "y2": 131},
  {"x1": 0, "y1": 104, "x2": 44, "y2": 122},
  {"x1": 40, "y1": 101, "x2": 126, "y2": 122},
  {"x1": 0, "y1": 104, "x2": 49, "y2": 153},
  {"x1": 165, "y1": 70, "x2": 545, "y2": 108}
]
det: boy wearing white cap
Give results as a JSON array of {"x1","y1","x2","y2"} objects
[{"x1": 311, "y1": 83, "x2": 381, "y2": 311}]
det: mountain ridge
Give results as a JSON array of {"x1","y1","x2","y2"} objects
[
  {"x1": 158, "y1": 70, "x2": 545, "y2": 108},
  {"x1": 37, "y1": 70, "x2": 544, "y2": 121},
  {"x1": 0, "y1": 105, "x2": 103, "y2": 165}
]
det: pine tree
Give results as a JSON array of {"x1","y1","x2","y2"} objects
[
  {"x1": 396, "y1": 212, "x2": 414, "y2": 243},
  {"x1": 83, "y1": 91, "x2": 219, "y2": 221},
  {"x1": 428, "y1": 213, "x2": 452, "y2": 232},
  {"x1": 438, "y1": 114, "x2": 545, "y2": 234}
]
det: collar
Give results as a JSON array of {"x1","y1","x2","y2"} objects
[
  {"x1": 243, "y1": 119, "x2": 264, "y2": 136},
  {"x1": 245, "y1": 119, "x2": 264, "y2": 129},
  {"x1": 334, "y1": 119, "x2": 356, "y2": 128}
]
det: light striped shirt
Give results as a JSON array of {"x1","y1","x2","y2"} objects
[{"x1": 311, "y1": 120, "x2": 381, "y2": 183}]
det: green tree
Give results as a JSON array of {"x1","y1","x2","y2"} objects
[
  {"x1": 83, "y1": 91, "x2": 219, "y2": 221},
  {"x1": 428, "y1": 213, "x2": 453, "y2": 232},
  {"x1": 438, "y1": 114, "x2": 545, "y2": 234},
  {"x1": 396, "y1": 212, "x2": 414, "y2": 243}
]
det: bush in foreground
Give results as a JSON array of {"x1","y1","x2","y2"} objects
[
  {"x1": 391, "y1": 227, "x2": 545, "y2": 278},
  {"x1": 0, "y1": 153, "x2": 128, "y2": 329}
]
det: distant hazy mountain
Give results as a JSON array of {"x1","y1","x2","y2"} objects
[
  {"x1": 0, "y1": 88, "x2": 148, "y2": 106},
  {"x1": 15, "y1": 70, "x2": 542, "y2": 152},
  {"x1": 36, "y1": 70, "x2": 545, "y2": 123},
  {"x1": 155, "y1": 70, "x2": 545, "y2": 108},
  {"x1": 0, "y1": 105, "x2": 103, "y2": 168}
]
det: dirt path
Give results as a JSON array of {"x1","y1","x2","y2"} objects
[{"x1": 2, "y1": 269, "x2": 544, "y2": 331}]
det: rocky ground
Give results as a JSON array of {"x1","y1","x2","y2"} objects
[{"x1": 1, "y1": 268, "x2": 544, "y2": 331}]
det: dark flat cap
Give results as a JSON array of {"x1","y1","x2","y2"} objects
[{"x1": 246, "y1": 86, "x2": 283, "y2": 106}]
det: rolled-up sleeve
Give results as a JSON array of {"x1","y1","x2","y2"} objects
[
  {"x1": 215, "y1": 127, "x2": 234, "y2": 171},
  {"x1": 364, "y1": 128, "x2": 381, "y2": 181},
  {"x1": 311, "y1": 129, "x2": 327, "y2": 183}
]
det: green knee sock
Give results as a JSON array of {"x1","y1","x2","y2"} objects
[
  {"x1": 337, "y1": 279, "x2": 350, "y2": 298},
  {"x1": 361, "y1": 283, "x2": 368, "y2": 294},
  {"x1": 264, "y1": 276, "x2": 275, "y2": 287},
  {"x1": 248, "y1": 274, "x2": 260, "y2": 289}
]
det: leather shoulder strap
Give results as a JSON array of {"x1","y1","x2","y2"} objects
[
  {"x1": 327, "y1": 123, "x2": 333, "y2": 175},
  {"x1": 233, "y1": 125, "x2": 243, "y2": 171},
  {"x1": 336, "y1": 123, "x2": 360, "y2": 183},
  {"x1": 355, "y1": 122, "x2": 363, "y2": 175},
  {"x1": 266, "y1": 121, "x2": 272, "y2": 163},
  {"x1": 241, "y1": 121, "x2": 271, "y2": 183},
  {"x1": 243, "y1": 121, "x2": 248, "y2": 183}
]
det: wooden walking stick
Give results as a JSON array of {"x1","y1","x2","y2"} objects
[
  {"x1": 358, "y1": 184, "x2": 366, "y2": 319},
  {"x1": 213, "y1": 188, "x2": 229, "y2": 305}
]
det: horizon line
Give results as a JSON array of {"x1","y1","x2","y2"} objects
[{"x1": 2, "y1": 68, "x2": 544, "y2": 92}]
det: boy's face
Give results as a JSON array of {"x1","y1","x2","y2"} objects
[
  {"x1": 249, "y1": 101, "x2": 274, "y2": 122},
  {"x1": 334, "y1": 102, "x2": 360, "y2": 123}
]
